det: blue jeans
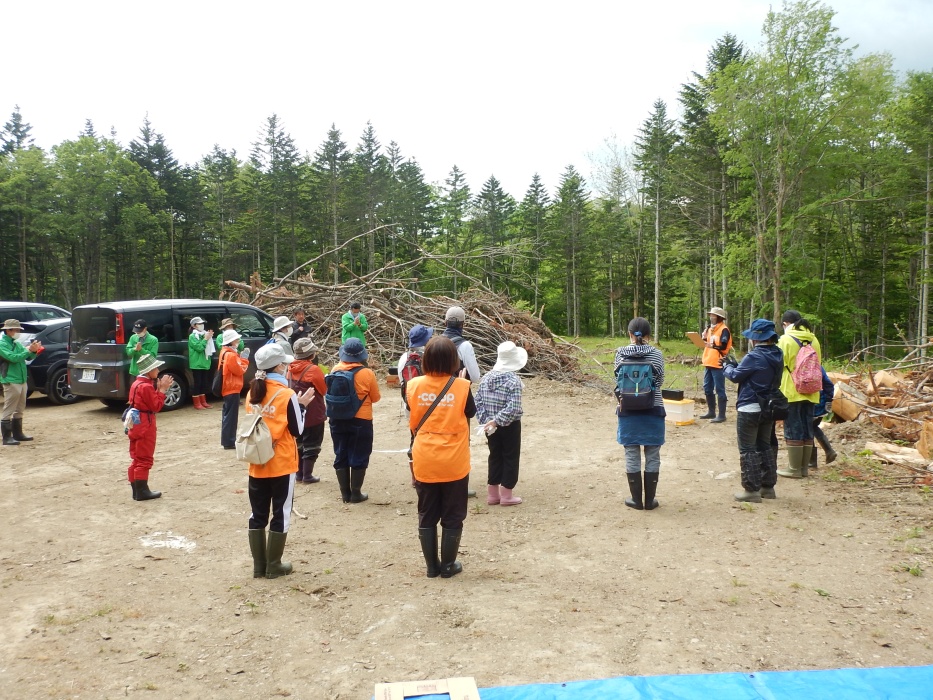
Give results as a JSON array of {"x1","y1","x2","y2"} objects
[
  {"x1": 703, "y1": 367, "x2": 726, "y2": 399},
  {"x1": 784, "y1": 401, "x2": 815, "y2": 442}
]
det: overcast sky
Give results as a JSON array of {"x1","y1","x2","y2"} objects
[{"x1": 4, "y1": 0, "x2": 931, "y2": 198}]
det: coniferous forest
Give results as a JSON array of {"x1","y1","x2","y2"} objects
[{"x1": 1, "y1": 1, "x2": 931, "y2": 358}]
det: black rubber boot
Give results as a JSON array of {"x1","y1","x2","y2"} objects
[
  {"x1": 699, "y1": 394, "x2": 716, "y2": 419},
  {"x1": 248, "y1": 529, "x2": 267, "y2": 578},
  {"x1": 335, "y1": 468, "x2": 351, "y2": 503},
  {"x1": 135, "y1": 480, "x2": 162, "y2": 500},
  {"x1": 265, "y1": 530, "x2": 293, "y2": 579},
  {"x1": 624, "y1": 472, "x2": 644, "y2": 510},
  {"x1": 808, "y1": 448, "x2": 818, "y2": 471},
  {"x1": 300, "y1": 457, "x2": 320, "y2": 483},
  {"x1": 643, "y1": 471, "x2": 660, "y2": 510},
  {"x1": 131, "y1": 481, "x2": 139, "y2": 501},
  {"x1": 349, "y1": 469, "x2": 368, "y2": 503},
  {"x1": 11, "y1": 418, "x2": 32, "y2": 441},
  {"x1": 440, "y1": 528, "x2": 463, "y2": 578},
  {"x1": 710, "y1": 399, "x2": 727, "y2": 423},
  {"x1": 1, "y1": 420, "x2": 19, "y2": 446},
  {"x1": 816, "y1": 433, "x2": 837, "y2": 464},
  {"x1": 418, "y1": 527, "x2": 441, "y2": 578}
]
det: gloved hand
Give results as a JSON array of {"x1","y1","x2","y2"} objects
[
  {"x1": 240, "y1": 347, "x2": 251, "y2": 360},
  {"x1": 721, "y1": 353, "x2": 738, "y2": 368}
]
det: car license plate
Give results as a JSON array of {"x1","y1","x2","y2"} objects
[{"x1": 81, "y1": 368, "x2": 97, "y2": 382}]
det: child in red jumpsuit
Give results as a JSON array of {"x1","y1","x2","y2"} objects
[{"x1": 127, "y1": 354, "x2": 173, "y2": 501}]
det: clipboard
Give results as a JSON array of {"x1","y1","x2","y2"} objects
[{"x1": 685, "y1": 331, "x2": 706, "y2": 350}]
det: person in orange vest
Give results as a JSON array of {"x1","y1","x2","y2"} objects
[
  {"x1": 407, "y1": 337, "x2": 476, "y2": 578},
  {"x1": 244, "y1": 344, "x2": 314, "y2": 579},
  {"x1": 699, "y1": 306, "x2": 732, "y2": 424}
]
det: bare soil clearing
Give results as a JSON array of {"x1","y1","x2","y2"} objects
[{"x1": 1, "y1": 379, "x2": 931, "y2": 699}]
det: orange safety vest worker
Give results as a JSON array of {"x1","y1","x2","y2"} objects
[
  {"x1": 406, "y1": 374, "x2": 472, "y2": 484},
  {"x1": 245, "y1": 381, "x2": 299, "y2": 479},
  {"x1": 702, "y1": 321, "x2": 732, "y2": 368}
]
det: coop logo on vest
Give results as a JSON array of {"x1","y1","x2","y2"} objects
[{"x1": 416, "y1": 391, "x2": 456, "y2": 406}]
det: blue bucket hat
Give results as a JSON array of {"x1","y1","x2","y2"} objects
[
  {"x1": 742, "y1": 318, "x2": 778, "y2": 342},
  {"x1": 339, "y1": 338, "x2": 368, "y2": 363},
  {"x1": 408, "y1": 324, "x2": 434, "y2": 348}
]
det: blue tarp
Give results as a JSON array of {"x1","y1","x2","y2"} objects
[{"x1": 390, "y1": 666, "x2": 933, "y2": 700}]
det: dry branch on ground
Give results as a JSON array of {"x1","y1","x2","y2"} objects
[{"x1": 222, "y1": 269, "x2": 582, "y2": 381}]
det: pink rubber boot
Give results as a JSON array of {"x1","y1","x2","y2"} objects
[
  {"x1": 487, "y1": 484, "x2": 500, "y2": 505},
  {"x1": 499, "y1": 486, "x2": 523, "y2": 506}
]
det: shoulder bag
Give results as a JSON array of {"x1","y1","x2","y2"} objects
[{"x1": 211, "y1": 350, "x2": 228, "y2": 397}]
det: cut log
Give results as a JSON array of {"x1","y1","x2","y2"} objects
[
  {"x1": 917, "y1": 421, "x2": 933, "y2": 460},
  {"x1": 832, "y1": 395, "x2": 862, "y2": 422}
]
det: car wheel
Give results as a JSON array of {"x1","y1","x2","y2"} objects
[
  {"x1": 160, "y1": 371, "x2": 188, "y2": 411},
  {"x1": 48, "y1": 367, "x2": 80, "y2": 405}
]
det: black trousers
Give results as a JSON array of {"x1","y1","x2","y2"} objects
[
  {"x1": 415, "y1": 474, "x2": 469, "y2": 530},
  {"x1": 248, "y1": 473, "x2": 295, "y2": 533},
  {"x1": 221, "y1": 393, "x2": 239, "y2": 448},
  {"x1": 298, "y1": 422, "x2": 325, "y2": 460},
  {"x1": 192, "y1": 368, "x2": 210, "y2": 395},
  {"x1": 486, "y1": 420, "x2": 522, "y2": 489},
  {"x1": 736, "y1": 410, "x2": 773, "y2": 454}
]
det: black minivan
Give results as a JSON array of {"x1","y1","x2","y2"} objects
[{"x1": 68, "y1": 300, "x2": 275, "y2": 410}]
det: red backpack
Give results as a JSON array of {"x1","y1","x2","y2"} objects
[
  {"x1": 791, "y1": 338, "x2": 822, "y2": 394},
  {"x1": 400, "y1": 351, "x2": 423, "y2": 402}
]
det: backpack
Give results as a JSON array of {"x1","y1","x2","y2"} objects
[
  {"x1": 400, "y1": 351, "x2": 423, "y2": 401},
  {"x1": 790, "y1": 338, "x2": 822, "y2": 394},
  {"x1": 324, "y1": 366, "x2": 364, "y2": 419},
  {"x1": 614, "y1": 355, "x2": 656, "y2": 411},
  {"x1": 236, "y1": 389, "x2": 285, "y2": 464}
]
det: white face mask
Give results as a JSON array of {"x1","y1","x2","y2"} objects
[
  {"x1": 13, "y1": 333, "x2": 21, "y2": 340},
  {"x1": 195, "y1": 324, "x2": 205, "y2": 331}
]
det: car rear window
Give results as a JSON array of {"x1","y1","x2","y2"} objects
[
  {"x1": 70, "y1": 308, "x2": 117, "y2": 351},
  {"x1": 31, "y1": 306, "x2": 70, "y2": 320}
]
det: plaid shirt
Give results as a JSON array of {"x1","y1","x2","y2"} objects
[{"x1": 475, "y1": 370, "x2": 523, "y2": 426}]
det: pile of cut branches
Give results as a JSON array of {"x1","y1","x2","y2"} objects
[{"x1": 223, "y1": 268, "x2": 581, "y2": 381}]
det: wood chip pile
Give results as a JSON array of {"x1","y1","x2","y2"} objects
[{"x1": 222, "y1": 272, "x2": 582, "y2": 380}]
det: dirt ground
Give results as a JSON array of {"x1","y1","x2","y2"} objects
[{"x1": 1, "y1": 377, "x2": 932, "y2": 699}]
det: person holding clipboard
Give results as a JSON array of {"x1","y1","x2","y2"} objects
[{"x1": 698, "y1": 306, "x2": 732, "y2": 423}]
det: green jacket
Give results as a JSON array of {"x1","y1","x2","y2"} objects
[
  {"x1": 188, "y1": 332, "x2": 213, "y2": 370},
  {"x1": 126, "y1": 332, "x2": 159, "y2": 376},
  {"x1": 215, "y1": 336, "x2": 245, "y2": 353},
  {"x1": 341, "y1": 311, "x2": 368, "y2": 344},
  {"x1": 0, "y1": 333, "x2": 36, "y2": 385},
  {"x1": 778, "y1": 327, "x2": 821, "y2": 403}
]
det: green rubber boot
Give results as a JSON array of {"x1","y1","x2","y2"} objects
[
  {"x1": 265, "y1": 531, "x2": 293, "y2": 579},
  {"x1": 248, "y1": 529, "x2": 266, "y2": 578}
]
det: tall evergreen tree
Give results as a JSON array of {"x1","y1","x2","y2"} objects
[
  {"x1": 311, "y1": 125, "x2": 351, "y2": 284},
  {"x1": 0, "y1": 105, "x2": 34, "y2": 156},
  {"x1": 634, "y1": 99, "x2": 678, "y2": 337}
]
